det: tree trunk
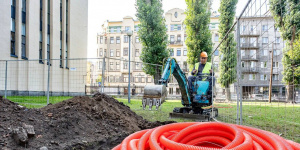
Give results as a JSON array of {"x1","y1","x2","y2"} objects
[
  {"x1": 225, "y1": 87, "x2": 231, "y2": 102},
  {"x1": 154, "y1": 72, "x2": 161, "y2": 85},
  {"x1": 286, "y1": 84, "x2": 294, "y2": 103}
]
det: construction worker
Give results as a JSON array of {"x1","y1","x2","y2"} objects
[{"x1": 188, "y1": 52, "x2": 215, "y2": 94}]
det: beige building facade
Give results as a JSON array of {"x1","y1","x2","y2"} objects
[
  {"x1": 96, "y1": 8, "x2": 221, "y2": 96},
  {"x1": 0, "y1": 0, "x2": 88, "y2": 96}
]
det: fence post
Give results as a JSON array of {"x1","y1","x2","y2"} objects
[
  {"x1": 101, "y1": 56, "x2": 105, "y2": 93},
  {"x1": 4, "y1": 61, "x2": 8, "y2": 98},
  {"x1": 47, "y1": 58, "x2": 50, "y2": 105},
  {"x1": 236, "y1": 19, "x2": 242, "y2": 125},
  {"x1": 211, "y1": 54, "x2": 215, "y2": 119}
]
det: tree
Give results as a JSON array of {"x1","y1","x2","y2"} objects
[
  {"x1": 136, "y1": 0, "x2": 169, "y2": 84},
  {"x1": 218, "y1": 0, "x2": 238, "y2": 101},
  {"x1": 185, "y1": 0, "x2": 212, "y2": 70},
  {"x1": 270, "y1": 0, "x2": 300, "y2": 102},
  {"x1": 283, "y1": 38, "x2": 300, "y2": 102}
]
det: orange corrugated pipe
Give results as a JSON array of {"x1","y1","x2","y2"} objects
[{"x1": 112, "y1": 122, "x2": 300, "y2": 150}]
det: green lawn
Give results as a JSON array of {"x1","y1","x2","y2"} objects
[
  {"x1": 117, "y1": 98, "x2": 300, "y2": 143},
  {"x1": 7, "y1": 96, "x2": 72, "y2": 108}
]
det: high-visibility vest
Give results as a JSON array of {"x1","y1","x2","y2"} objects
[{"x1": 194, "y1": 62, "x2": 212, "y2": 80}]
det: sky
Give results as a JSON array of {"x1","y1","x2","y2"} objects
[{"x1": 88, "y1": 0, "x2": 248, "y2": 58}]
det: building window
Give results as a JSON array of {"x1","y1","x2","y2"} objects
[
  {"x1": 273, "y1": 50, "x2": 279, "y2": 56},
  {"x1": 135, "y1": 36, "x2": 139, "y2": 43},
  {"x1": 249, "y1": 74, "x2": 256, "y2": 80},
  {"x1": 124, "y1": 61, "x2": 128, "y2": 69},
  {"x1": 99, "y1": 48, "x2": 102, "y2": 56},
  {"x1": 116, "y1": 62, "x2": 120, "y2": 70},
  {"x1": 183, "y1": 48, "x2": 187, "y2": 56},
  {"x1": 110, "y1": 62, "x2": 114, "y2": 70},
  {"x1": 260, "y1": 74, "x2": 267, "y2": 81},
  {"x1": 21, "y1": 0, "x2": 27, "y2": 59},
  {"x1": 261, "y1": 62, "x2": 267, "y2": 68},
  {"x1": 170, "y1": 35, "x2": 175, "y2": 43},
  {"x1": 105, "y1": 37, "x2": 107, "y2": 44},
  {"x1": 241, "y1": 50, "x2": 245, "y2": 56},
  {"x1": 135, "y1": 49, "x2": 139, "y2": 57},
  {"x1": 110, "y1": 49, "x2": 114, "y2": 57},
  {"x1": 116, "y1": 36, "x2": 120, "y2": 44},
  {"x1": 11, "y1": 0, "x2": 16, "y2": 57},
  {"x1": 262, "y1": 37, "x2": 268, "y2": 44},
  {"x1": 65, "y1": 0, "x2": 69, "y2": 68},
  {"x1": 272, "y1": 74, "x2": 279, "y2": 81},
  {"x1": 273, "y1": 62, "x2": 279, "y2": 68},
  {"x1": 124, "y1": 35, "x2": 129, "y2": 43},
  {"x1": 59, "y1": 0, "x2": 62, "y2": 67},
  {"x1": 177, "y1": 48, "x2": 181, "y2": 56},
  {"x1": 250, "y1": 61, "x2": 256, "y2": 68},
  {"x1": 134, "y1": 25, "x2": 139, "y2": 32},
  {"x1": 98, "y1": 61, "x2": 102, "y2": 69},
  {"x1": 135, "y1": 62, "x2": 140, "y2": 70},
  {"x1": 100, "y1": 36, "x2": 103, "y2": 43},
  {"x1": 177, "y1": 35, "x2": 181, "y2": 42},
  {"x1": 110, "y1": 37, "x2": 114, "y2": 44},
  {"x1": 241, "y1": 74, "x2": 244, "y2": 80},
  {"x1": 275, "y1": 37, "x2": 280, "y2": 43},
  {"x1": 170, "y1": 24, "x2": 181, "y2": 31},
  {"x1": 169, "y1": 88, "x2": 173, "y2": 94},
  {"x1": 125, "y1": 26, "x2": 131, "y2": 31},
  {"x1": 123, "y1": 48, "x2": 128, "y2": 56},
  {"x1": 241, "y1": 38, "x2": 246, "y2": 43},
  {"x1": 241, "y1": 61, "x2": 245, "y2": 67},
  {"x1": 214, "y1": 33, "x2": 219, "y2": 42},
  {"x1": 116, "y1": 50, "x2": 120, "y2": 57},
  {"x1": 170, "y1": 49, "x2": 174, "y2": 56},
  {"x1": 262, "y1": 25, "x2": 268, "y2": 32},
  {"x1": 184, "y1": 34, "x2": 187, "y2": 41},
  {"x1": 214, "y1": 49, "x2": 219, "y2": 56}
]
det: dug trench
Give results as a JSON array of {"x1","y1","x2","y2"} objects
[{"x1": 0, "y1": 93, "x2": 174, "y2": 150}]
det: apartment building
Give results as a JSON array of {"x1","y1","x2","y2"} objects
[
  {"x1": 0, "y1": 0, "x2": 88, "y2": 96},
  {"x1": 96, "y1": 8, "x2": 221, "y2": 96},
  {"x1": 239, "y1": 16, "x2": 285, "y2": 96}
]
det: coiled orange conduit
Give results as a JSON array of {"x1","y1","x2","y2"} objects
[{"x1": 112, "y1": 122, "x2": 300, "y2": 150}]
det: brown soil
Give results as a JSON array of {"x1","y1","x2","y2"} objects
[{"x1": 0, "y1": 93, "x2": 174, "y2": 150}]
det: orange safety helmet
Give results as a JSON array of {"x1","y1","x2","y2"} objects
[{"x1": 200, "y1": 52, "x2": 208, "y2": 58}]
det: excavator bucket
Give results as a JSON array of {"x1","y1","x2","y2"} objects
[{"x1": 142, "y1": 85, "x2": 167, "y2": 110}]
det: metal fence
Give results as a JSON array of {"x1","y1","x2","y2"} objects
[{"x1": 211, "y1": 0, "x2": 300, "y2": 142}]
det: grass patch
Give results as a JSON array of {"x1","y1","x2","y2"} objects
[
  {"x1": 117, "y1": 98, "x2": 193, "y2": 122},
  {"x1": 7, "y1": 96, "x2": 72, "y2": 108},
  {"x1": 117, "y1": 98, "x2": 300, "y2": 143}
]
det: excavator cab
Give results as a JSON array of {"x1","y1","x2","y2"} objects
[{"x1": 192, "y1": 73, "x2": 213, "y2": 105}]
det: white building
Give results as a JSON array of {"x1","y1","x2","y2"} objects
[
  {"x1": 0, "y1": 0, "x2": 88, "y2": 96},
  {"x1": 95, "y1": 8, "x2": 221, "y2": 96}
]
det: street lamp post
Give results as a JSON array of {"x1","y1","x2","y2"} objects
[{"x1": 127, "y1": 30, "x2": 133, "y2": 103}]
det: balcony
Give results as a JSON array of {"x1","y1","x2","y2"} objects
[
  {"x1": 169, "y1": 41, "x2": 183, "y2": 46},
  {"x1": 241, "y1": 55, "x2": 260, "y2": 61},
  {"x1": 241, "y1": 67, "x2": 260, "y2": 73},
  {"x1": 240, "y1": 30, "x2": 260, "y2": 37},
  {"x1": 240, "y1": 43, "x2": 259, "y2": 49}
]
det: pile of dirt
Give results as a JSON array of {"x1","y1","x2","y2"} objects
[{"x1": 0, "y1": 93, "x2": 174, "y2": 150}]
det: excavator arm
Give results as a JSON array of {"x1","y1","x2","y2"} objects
[{"x1": 142, "y1": 58, "x2": 192, "y2": 110}]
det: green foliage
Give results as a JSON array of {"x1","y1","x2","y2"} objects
[
  {"x1": 270, "y1": 0, "x2": 300, "y2": 41},
  {"x1": 136, "y1": 0, "x2": 169, "y2": 80},
  {"x1": 185, "y1": 0, "x2": 212, "y2": 70},
  {"x1": 270, "y1": 0, "x2": 300, "y2": 85},
  {"x1": 218, "y1": 0, "x2": 238, "y2": 88},
  {"x1": 283, "y1": 38, "x2": 300, "y2": 86}
]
